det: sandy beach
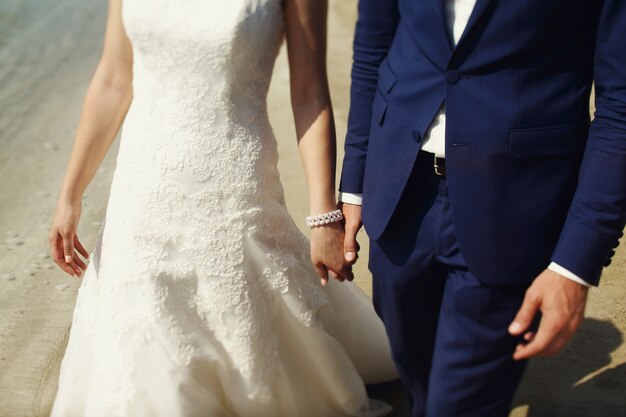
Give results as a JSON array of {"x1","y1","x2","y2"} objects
[{"x1": 0, "y1": 1, "x2": 624, "y2": 416}]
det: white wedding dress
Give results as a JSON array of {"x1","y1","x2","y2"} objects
[{"x1": 49, "y1": 1, "x2": 397, "y2": 416}]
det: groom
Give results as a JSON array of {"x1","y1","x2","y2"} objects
[{"x1": 337, "y1": 0, "x2": 626, "y2": 416}]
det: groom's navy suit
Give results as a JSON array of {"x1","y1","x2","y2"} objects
[{"x1": 340, "y1": 0, "x2": 626, "y2": 415}]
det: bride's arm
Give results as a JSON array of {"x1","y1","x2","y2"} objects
[
  {"x1": 49, "y1": 0, "x2": 132, "y2": 277},
  {"x1": 284, "y1": 0, "x2": 353, "y2": 285}
]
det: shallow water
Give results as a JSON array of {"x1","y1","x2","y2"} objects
[
  {"x1": 0, "y1": 0, "x2": 106, "y2": 143},
  {"x1": 0, "y1": 2, "x2": 113, "y2": 415}
]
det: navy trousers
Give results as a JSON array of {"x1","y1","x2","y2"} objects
[{"x1": 369, "y1": 152, "x2": 535, "y2": 417}]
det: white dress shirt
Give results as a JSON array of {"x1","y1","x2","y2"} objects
[{"x1": 338, "y1": 0, "x2": 591, "y2": 287}]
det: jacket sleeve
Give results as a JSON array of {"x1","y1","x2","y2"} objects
[
  {"x1": 338, "y1": 0, "x2": 399, "y2": 194},
  {"x1": 551, "y1": 0, "x2": 626, "y2": 285}
]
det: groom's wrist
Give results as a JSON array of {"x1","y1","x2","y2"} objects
[
  {"x1": 548, "y1": 262, "x2": 592, "y2": 287},
  {"x1": 338, "y1": 192, "x2": 363, "y2": 205}
]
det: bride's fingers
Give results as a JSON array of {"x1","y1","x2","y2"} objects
[
  {"x1": 60, "y1": 232, "x2": 84, "y2": 276},
  {"x1": 328, "y1": 270, "x2": 341, "y2": 281},
  {"x1": 314, "y1": 263, "x2": 329, "y2": 286},
  {"x1": 74, "y1": 235, "x2": 89, "y2": 259},
  {"x1": 68, "y1": 259, "x2": 83, "y2": 277},
  {"x1": 329, "y1": 270, "x2": 345, "y2": 282},
  {"x1": 73, "y1": 252, "x2": 88, "y2": 271},
  {"x1": 50, "y1": 235, "x2": 76, "y2": 276},
  {"x1": 61, "y1": 231, "x2": 75, "y2": 264},
  {"x1": 334, "y1": 263, "x2": 353, "y2": 282}
]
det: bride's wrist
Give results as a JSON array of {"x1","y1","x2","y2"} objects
[
  {"x1": 309, "y1": 196, "x2": 338, "y2": 215},
  {"x1": 59, "y1": 188, "x2": 83, "y2": 207},
  {"x1": 309, "y1": 206, "x2": 339, "y2": 217}
]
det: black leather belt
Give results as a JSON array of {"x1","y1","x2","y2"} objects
[{"x1": 433, "y1": 155, "x2": 446, "y2": 177}]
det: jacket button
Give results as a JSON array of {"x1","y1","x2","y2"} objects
[
  {"x1": 604, "y1": 259, "x2": 612, "y2": 267},
  {"x1": 446, "y1": 69, "x2": 461, "y2": 84},
  {"x1": 412, "y1": 130, "x2": 422, "y2": 144}
]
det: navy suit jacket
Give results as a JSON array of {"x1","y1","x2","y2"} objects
[{"x1": 340, "y1": 0, "x2": 626, "y2": 286}]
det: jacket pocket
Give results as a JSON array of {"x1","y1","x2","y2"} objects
[{"x1": 509, "y1": 123, "x2": 587, "y2": 159}]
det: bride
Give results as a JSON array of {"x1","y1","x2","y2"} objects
[{"x1": 47, "y1": 0, "x2": 397, "y2": 416}]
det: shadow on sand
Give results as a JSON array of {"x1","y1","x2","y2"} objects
[
  {"x1": 513, "y1": 317, "x2": 625, "y2": 416},
  {"x1": 366, "y1": 318, "x2": 625, "y2": 417}
]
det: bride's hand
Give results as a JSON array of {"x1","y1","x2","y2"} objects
[
  {"x1": 49, "y1": 200, "x2": 89, "y2": 277},
  {"x1": 310, "y1": 222, "x2": 355, "y2": 286}
]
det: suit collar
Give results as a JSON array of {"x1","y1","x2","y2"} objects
[
  {"x1": 454, "y1": 0, "x2": 494, "y2": 52},
  {"x1": 429, "y1": 0, "x2": 454, "y2": 52},
  {"x1": 418, "y1": 0, "x2": 495, "y2": 69}
]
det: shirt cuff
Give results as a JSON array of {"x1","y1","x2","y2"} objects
[
  {"x1": 338, "y1": 192, "x2": 363, "y2": 205},
  {"x1": 548, "y1": 262, "x2": 592, "y2": 287}
]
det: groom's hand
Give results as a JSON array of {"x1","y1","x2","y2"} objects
[
  {"x1": 509, "y1": 269, "x2": 589, "y2": 361},
  {"x1": 339, "y1": 202, "x2": 362, "y2": 265}
]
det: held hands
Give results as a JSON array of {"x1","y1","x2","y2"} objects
[
  {"x1": 49, "y1": 200, "x2": 90, "y2": 277},
  {"x1": 310, "y1": 220, "x2": 354, "y2": 285},
  {"x1": 509, "y1": 269, "x2": 589, "y2": 360},
  {"x1": 309, "y1": 202, "x2": 363, "y2": 286}
]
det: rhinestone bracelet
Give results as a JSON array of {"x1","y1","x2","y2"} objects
[{"x1": 305, "y1": 209, "x2": 343, "y2": 228}]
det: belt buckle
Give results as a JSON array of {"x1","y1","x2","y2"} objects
[{"x1": 433, "y1": 155, "x2": 445, "y2": 176}]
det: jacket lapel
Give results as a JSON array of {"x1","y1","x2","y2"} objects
[
  {"x1": 454, "y1": 0, "x2": 494, "y2": 50},
  {"x1": 429, "y1": 0, "x2": 454, "y2": 52}
]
